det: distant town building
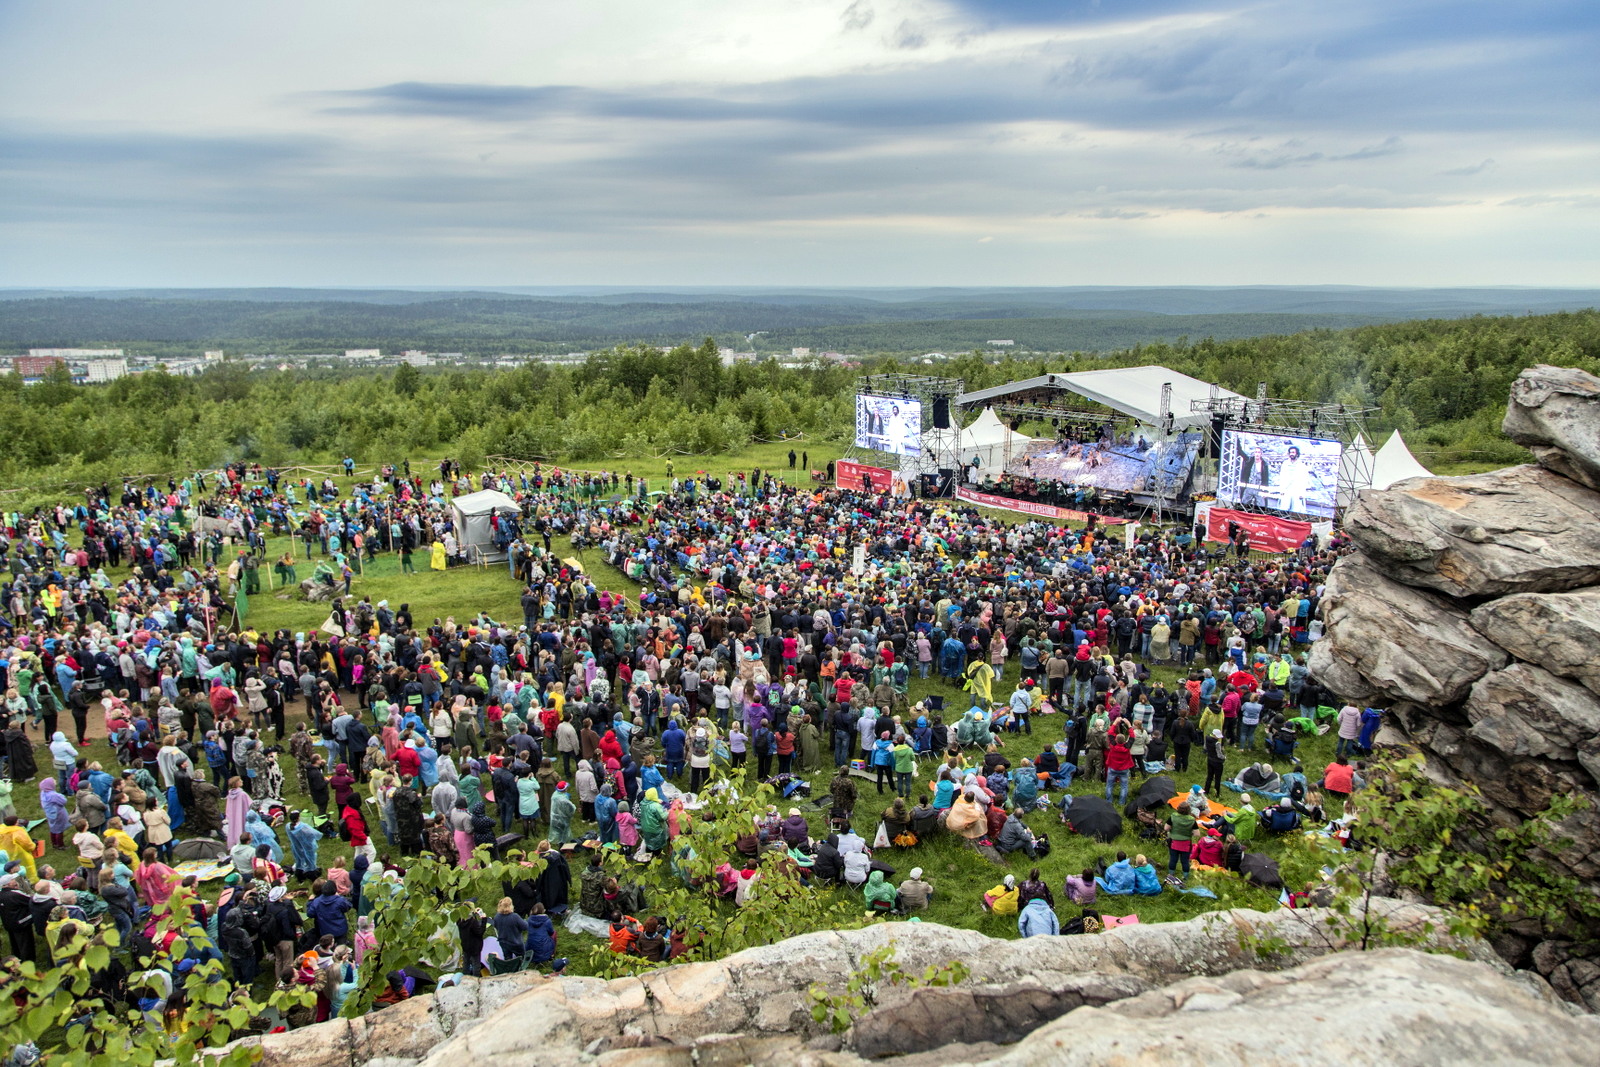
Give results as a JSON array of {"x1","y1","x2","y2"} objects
[
  {"x1": 791, "y1": 347, "x2": 811, "y2": 358},
  {"x1": 28, "y1": 347, "x2": 124, "y2": 359},
  {"x1": 84, "y1": 358, "x2": 129, "y2": 382},
  {"x1": 345, "y1": 348, "x2": 381, "y2": 361},
  {"x1": 719, "y1": 349, "x2": 757, "y2": 366},
  {"x1": 14, "y1": 354, "x2": 66, "y2": 378},
  {"x1": 987, "y1": 340, "x2": 1015, "y2": 347},
  {"x1": 401, "y1": 350, "x2": 434, "y2": 367},
  {"x1": 204, "y1": 350, "x2": 225, "y2": 361}
]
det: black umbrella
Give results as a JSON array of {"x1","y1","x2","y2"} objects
[
  {"x1": 1125, "y1": 775, "x2": 1176, "y2": 817},
  {"x1": 1066, "y1": 795, "x2": 1124, "y2": 842},
  {"x1": 1240, "y1": 852, "x2": 1282, "y2": 888}
]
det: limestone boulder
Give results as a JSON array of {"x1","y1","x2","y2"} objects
[
  {"x1": 1344, "y1": 464, "x2": 1600, "y2": 597},
  {"x1": 1504, "y1": 364, "x2": 1600, "y2": 491},
  {"x1": 1312, "y1": 555, "x2": 1506, "y2": 706},
  {"x1": 1471, "y1": 588, "x2": 1600, "y2": 696},
  {"x1": 1464, "y1": 664, "x2": 1600, "y2": 765}
]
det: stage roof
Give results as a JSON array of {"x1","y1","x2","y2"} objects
[{"x1": 957, "y1": 365, "x2": 1247, "y2": 429}]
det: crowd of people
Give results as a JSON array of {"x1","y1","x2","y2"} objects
[{"x1": 0, "y1": 457, "x2": 1367, "y2": 1047}]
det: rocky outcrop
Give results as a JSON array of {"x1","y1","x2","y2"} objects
[
  {"x1": 1318, "y1": 365, "x2": 1600, "y2": 1000},
  {"x1": 1308, "y1": 555, "x2": 1505, "y2": 707},
  {"x1": 238, "y1": 906, "x2": 1506, "y2": 1067},
  {"x1": 1343, "y1": 463, "x2": 1600, "y2": 598},
  {"x1": 1503, "y1": 363, "x2": 1600, "y2": 491}
]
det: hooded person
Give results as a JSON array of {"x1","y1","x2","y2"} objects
[
  {"x1": 244, "y1": 808, "x2": 283, "y2": 863},
  {"x1": 594, "y1": 783, "x2": 618, "y2": 845},
  {"x1": 780, "y1": 807, "x2": 811, "y2": 850},
  {"x1": 224, "y1": 777, "x2": 252, "y2": 847},
  {"x1": 548, "y1": 782, "x2": 576, "y2": 846},
  {"x1": 4, "y1": 724, "x2": 36, "y2": 782},
  {"x1": 38, "y1": 778, "x2": 72, "y2": 847},
  {"x1": 1018, "y1": 894, "x2": 1060, "y2": 937},
  {"x1": 863, "y1": 869, "x2": 898, "y2": 912},
  {"x1": 48, "y1": 732, "x2": 77, "y2": 790},
  {"x1": 638, "y1": 787, "x2": 668, "y2": 853},
  {"x1": 188, "y1": 775, "x2": 224, "y2": 837}
]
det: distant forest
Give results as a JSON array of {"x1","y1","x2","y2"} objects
[
  {"x1": 0, "y1": 293, "x2": 1415, "y2": 358},
  {"x1": 0, "y1": 310, "x2": 1596, "y2": 493}
]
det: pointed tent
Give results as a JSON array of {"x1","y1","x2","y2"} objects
[
  {"x1": 1335, "y1": 432, "x2": 1374, "y2": 509},
  {"x1": 451, "y1": 489, "x2": 520, "y2": 563},
  {"x1": 1371, "y1": 430, "x2": 1433, "y2": 489},
  {"x1": 959, "y1": 407, "x2": 1034, "y2": 477}
]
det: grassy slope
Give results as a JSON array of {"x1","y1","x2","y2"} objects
[{"x1": 10, "y1": 439, "x2": 1338, "y2": 972}]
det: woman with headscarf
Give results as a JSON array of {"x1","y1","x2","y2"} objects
[
  {"x1": 532, "y1": 839, "x2": 571, "y2": 914},
  {"x1": 457, "y1": 758, "x2": 484, "y2": 809},
  {"x1": 638, "y1": 788, "x2": 668, "y2": 854},
  {"x1": 39, "y1": 777, "x2": 71, "y2": 848},
  {"x1": 224, "y1": 776, "x2": 252, "y2": 846}
]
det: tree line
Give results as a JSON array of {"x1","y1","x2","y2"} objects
[{"x1": 1, "y1": 310, "x2": 1596, "y2": 492}]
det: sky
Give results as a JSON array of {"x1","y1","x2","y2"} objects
[{"x1": 0, "y1": 0, "x2": 1596, "y2": 287}]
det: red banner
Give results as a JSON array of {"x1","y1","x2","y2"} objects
[
  {"x1": 954, "y1": 486, "x2": 1125, "y2": 524},
  {"x1": 1203, "y1": 506, "x2": 1311, "y2": 554},
  {"x1": 836, "y1": 459, "x2": 897, "y2": 493}
]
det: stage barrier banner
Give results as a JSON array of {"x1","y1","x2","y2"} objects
[
  {"x1": 1202, "y1": 506, "x2": 1312, "y2": 554},
  {"x1": 954, "y1": 486, "x2": 1125, "y2": 524},
  {"x1": 836, "y1": 459, "x2": 897, "y2": 493}
]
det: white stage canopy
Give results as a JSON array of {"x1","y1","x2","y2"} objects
[
  {"x1": 956, "y1": 366, "x2": 1246, "y2": 430},
  {"x1": 451, "y1": 489, "x2": 520, "y2": 563}
]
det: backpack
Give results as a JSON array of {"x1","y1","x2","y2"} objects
[{"x1": 690, "y1": 735, "x2": 710, "y2": 759}]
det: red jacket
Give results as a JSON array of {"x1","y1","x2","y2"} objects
[
  {"x1": 1106, "y1": 743, "x2": 1135, "y2": 772},
  {"x1": 1323, "y1": 762, "x2": 1355, "y2": 793}
]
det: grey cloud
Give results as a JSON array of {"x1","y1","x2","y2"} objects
[{"x1": 1443, "y1": 158, "x2": 1495, "y2": 176}]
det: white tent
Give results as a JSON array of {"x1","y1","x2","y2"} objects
[
  {"x1": 1371, "y1": 430, "x2": 1433, "y2": 489},
  {"x1": 451, "y1": 489, "x2": 520, "y2": 563},
  {"x1": 959, "y1": 407, "x2": 1034, "y2": 477}
]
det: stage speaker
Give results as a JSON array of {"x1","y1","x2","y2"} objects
[
  {"x1": 932, "y1": 398, "x2": 951, "y2": 429},
  {"x1": 1208, "y1": 415, "x2": 1227, "y2": 459},
  {"x1": 937, "y1": 468, "x2": 956, "y2": 497}
]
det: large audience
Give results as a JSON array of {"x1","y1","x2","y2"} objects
[{"x1": 0, "y1": 458, "x2": 1364, "y2": 1048}]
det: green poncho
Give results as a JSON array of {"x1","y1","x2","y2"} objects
[
  {"x1": 638, "y1": 789, "x2": 668, "y2": 851},
  {"x1": 863, "y1": 870, "x2": 897, "y2": 908}
]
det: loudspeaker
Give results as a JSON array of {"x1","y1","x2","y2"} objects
[
  {"x1": 932, "y1": 398, "x2": 951, "y2": 429},
  {"x1": 1208, "y1": 415, "x2": 1227, "y2": 459}
]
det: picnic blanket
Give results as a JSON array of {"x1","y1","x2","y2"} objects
[
  {"x1": 1167, "y1": 795, "x2": 1238, "y2": 818},
  {"x1": 1101, "y1": 914, "x2": 1141, "y2": 928},
  {"x1": 172, "y1": 860, "x2": 233, "y2": 882}
]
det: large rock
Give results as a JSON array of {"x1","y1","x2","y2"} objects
[
  {"x1": 1344, "y1": 464, "x2": 1600, "y2": 597},
  {"x1": 245, "y1": 908, "x2": 1497, "y2": 1067},
  {"x1": 1504, "y1": 364, "x2": 1600, "y2": 491},
  {"x1": 1471, "y1": 588, "x2": 1600, "y2": 696},
  {"x1": 977, "y1": 949, "x2": 1599, "y2": 1067},
  {"x1": 1312, "y1": 555, "x2": 1505, "y2": 706},
  {"x1": 1464, "y1": 664, "x2": 1600, "y2": 766}
]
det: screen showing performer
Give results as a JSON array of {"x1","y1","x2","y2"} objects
[
  {"x1": 854, "y1": 394, "x2": 923, "y2": 456},
  {"x1": 1217, "y1": 429, "x2": 1342, "y2": 519}
]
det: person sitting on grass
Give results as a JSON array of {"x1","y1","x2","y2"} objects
[
  {"x1": 1131, "y1": 854, "x2": 1162, "y2": 895},
  {"x1": 982, "y1": 874, "x2": 1019, "y2": 915},
  {"x1": 863, "y1": 870, "x2": 898, "y2": 914},
  {"x1": 1260, "y1": 797, "x2": 1303, "y2": 834},
  {"x1": 1018, "y1": 894, "x2": 1060, "y2": 938},
  {"x1": 1094, "y1": 852, "x2": 1135, "y2": 895},
  {"x1": 1064, "y1": 867, "x2": 1097, "y2": 906},
  {"x1": 996, "y1": 806, "x2": 1038, "y2": 858},
  {"x1": 898, "y1": 867, "x2": 934, "y2": 910}
]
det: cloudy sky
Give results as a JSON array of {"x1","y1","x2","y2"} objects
[{"x1": 1, "y1": 0, "x2": 1595, "y2": 287}]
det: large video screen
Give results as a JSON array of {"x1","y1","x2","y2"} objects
[
  {"x1": 854, "y1": 394, "x2": 923, "y2": 456},
  {"x1": 1003, "y1": 431, "x2": 1203, "y2": 498},
  {"x1": 1217, "y1": 429, "x2": 1342, "y2": 519}
]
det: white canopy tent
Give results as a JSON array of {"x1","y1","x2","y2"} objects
[
  {"x1": 958, "y1": 407, "x2": 1034, "y2": 477},
  {"x1": 1371, "y1": 430, "x2": 1433, "y2": 488},
  {"x1": 451, "y1": 489, "x2": 520, "y2": 563}
]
